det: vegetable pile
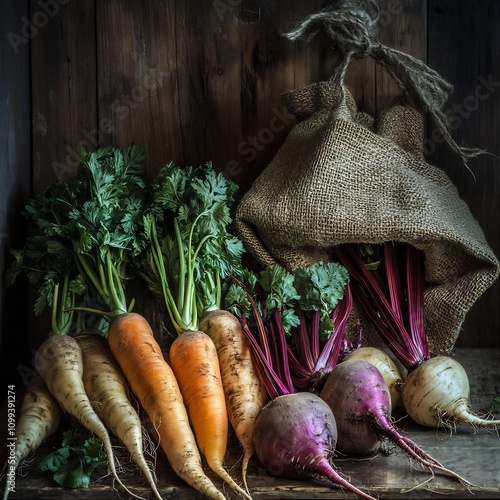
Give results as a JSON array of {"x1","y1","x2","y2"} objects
[
  {"x1": 2, "y1": 144, "x2": 497, "y2": 500},
  {"x1": 225, "y1": 266, "x2": 376, "y2": 500},
  {"x1": 332, "y1": 242, "x2": 500, "y2": 431}
]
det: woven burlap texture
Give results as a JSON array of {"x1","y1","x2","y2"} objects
[{"x1": 235, "y1": 81, "x2": 499, "y2": 355}]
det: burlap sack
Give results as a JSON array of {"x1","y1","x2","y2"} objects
[{"x1": 235, "y1": 72, "x2": 499, "y2": 354}]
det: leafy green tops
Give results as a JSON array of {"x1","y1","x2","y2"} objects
[
  {"x1": 138, "y1": 161, "x2": 245, "y2": 334},
  {"x1": 5, "y1": 144, "x2": 148, "y2": 334},
  {"x1": 69, "y1": 145, "x2": 147, "y2": 318}
]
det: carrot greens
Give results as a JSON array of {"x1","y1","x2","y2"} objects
[
  {"x1": 5, "y1": 180, "x2": 86, "y2": 335},
  {"x1": 138, "y1": 161, "x2": 245, "y2": 334},
  {"x1": 69, "y1": 145, "x2": 148, "y2": 321}
]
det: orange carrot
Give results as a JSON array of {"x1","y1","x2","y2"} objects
[
  {"x1": 107, "y1": 312, "x2": 226, "y2": 500},
  {"x1": 169, "y1": 330, "x2": 252, "y2": 500},
  {"x1": 138, "y1": 165, "x2": 252, "y2": 498},
  {"x1": 199, "y1": 309, "x2": 267, "y2": 493}
]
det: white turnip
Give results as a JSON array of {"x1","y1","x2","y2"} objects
[
  {"x1": 253, "y1": 392, "x2": 377, "y2": 500},
  {"x1": 402, "y1": 355, "x2": 500, "y2": 429},
  {"x1": 320, "y1": 359, "x2": 472, "y2": 486}
]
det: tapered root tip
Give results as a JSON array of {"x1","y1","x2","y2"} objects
[
  {"x1": 241, "y1": 452, "x2": 252, "y2": 496},
  {"x1": 446, "y1": 408, "x2": 500, "y2": 430},
  {"x1": 316, "y1": 458, "x2": 377, "y2": 500}
]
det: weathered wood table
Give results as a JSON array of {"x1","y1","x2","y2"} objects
[{"x1": 2, "y1": 348, "x2": 499, "y2": 499}]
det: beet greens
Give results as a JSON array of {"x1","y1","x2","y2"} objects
[
  {"x1": 225, "y1": 266, "x2": 376, "y2": 500},
  {"x1": 226, "y1": 261, "x2": 352, "y2": 394},
  {"x1": 331, "y1": 242, "x2": 500, "y2": 430},
  {"x1": 290, "y1": 261, "x2": 352, "y2": 391}
]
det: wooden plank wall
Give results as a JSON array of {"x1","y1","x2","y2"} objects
[
  {"x1": 1, "y1": 0, "x2": 32, "y2": 387},
  {"x1": 428, "y1": 0, "x2": 499, "y2": 347},
  {"x1": 2, "y1": 1, "x2": 499, "y2": 385}
]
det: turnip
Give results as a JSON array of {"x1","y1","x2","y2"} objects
[
  {"x1": 320, "y1": 358, "x2": 472, "y2": 486},
  {"x1": 227, "y1": 267, "x2": 377, "y2": 499},
  {"x1": 333, "y1": 242, "x2": 500, "y2": 430},
  {"x1": 253, "y1": 392, "x2": 376, "y2": 500},
  {"x1": 402, "y1": 355, "x2": 500, "y2": 428}
]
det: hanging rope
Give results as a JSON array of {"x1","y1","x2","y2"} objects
[{"x1": 283, "y1": 0, "x2": 484, "y2": 165}]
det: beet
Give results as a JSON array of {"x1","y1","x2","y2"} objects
[
  {"x1": 253, "y1": 392, "x2": 377, "y2": 500},
  {"x1": 320, "y1": 359, "x2": 472, "y2": 485}
]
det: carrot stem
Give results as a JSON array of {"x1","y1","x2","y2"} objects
[{"x1": 174, "y1": 217, "x2": 187, "y2": 317}]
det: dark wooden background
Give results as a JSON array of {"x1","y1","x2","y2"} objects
[{"x1": 1, "y1": 1, "x2": 499, "y2": 390}]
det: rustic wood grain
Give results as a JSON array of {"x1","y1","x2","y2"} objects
[
  {"x1": 428, "y1": 0, "x2": 499, "y2": 348},
  {"x1": 30, "y1": 0, "x2": 97, "y2": 192},
  {"x1": 375, "y1": 0, "x2": 427, "y2": 113}
]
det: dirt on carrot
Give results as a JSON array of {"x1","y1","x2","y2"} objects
[
  {"x1": 107, "y1": 312, "x2": 226, "y2": 500},
  {"x1": 199, "y1": 309, "x2": 267, "y2": 494}
]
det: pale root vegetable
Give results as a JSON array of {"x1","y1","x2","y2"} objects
[
  {"x1": 2, "y1": 374, "x2": 61, "y2": 500},
  {"x1": 320, "y1": 359, "x2": 472, "y2": 486},
  {"x1": 402, "y1": 355, "x2": 500, "y2": 429},
  {"x1": 199, "y1": 309, "x2": 268, "y2": 493},
  {"x1": 33, "y1": 334, "x2": 140, "y2": 498},
  {"x1": 344, "y1": 346, "x2": 403, "y2": 409},
  {"x1": 334, "y1": 243, "x2": 500, "y2": 431},
  {"x1": 252, "y1": 392, "x2": 377, "y2": 500},
  {"x1": 76, "y1": 334, "x2": 162, "y2": 500},
  {"x1": 107, "y1": 312, "x2": 226, "y2": 500},
  {"x1": 169, "y1": 329, "x2": 252, "y2": 500}
]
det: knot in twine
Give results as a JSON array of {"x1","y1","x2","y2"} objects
[{"x1": 283, "y1": 0, "x2": 484, "y2": 167}]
